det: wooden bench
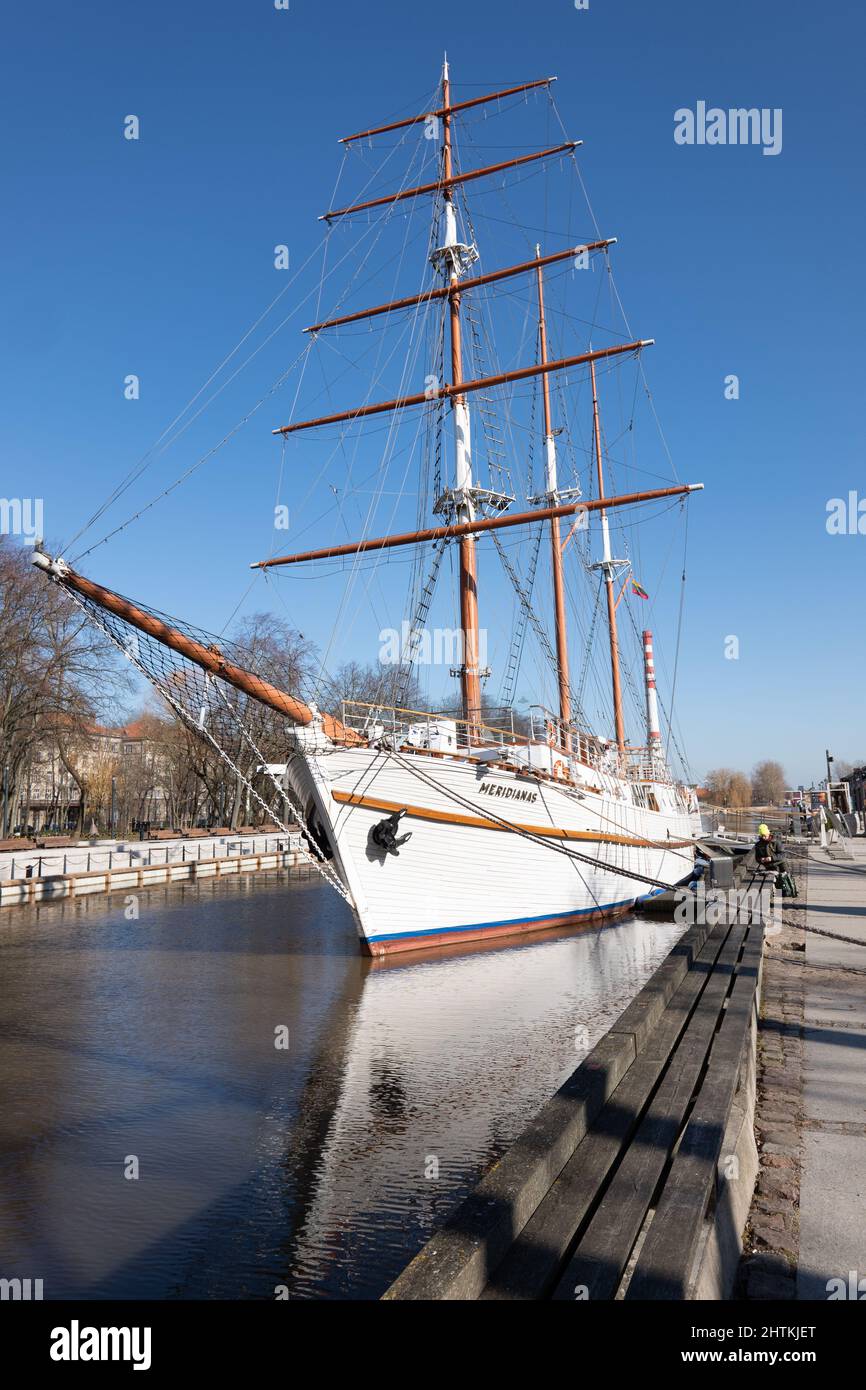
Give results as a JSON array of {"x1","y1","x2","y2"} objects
[{"x1": 385, "y1": 900, "x2": 764, "y2": 1302}]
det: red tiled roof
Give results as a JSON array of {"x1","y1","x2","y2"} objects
[{"x1": 45, "y1": 713, "x2": 163, "y2": 741}]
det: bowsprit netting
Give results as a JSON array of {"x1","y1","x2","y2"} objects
[{"x1": 57, "y1": 577, "x2": 355, "y2": 904}]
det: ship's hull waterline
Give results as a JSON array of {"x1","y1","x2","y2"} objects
[{"x1": 284, "y1": 740, "x2": 701, "y2": 956}]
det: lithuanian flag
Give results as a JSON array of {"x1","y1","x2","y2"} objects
[{"x1": 630, "y1": 578, "x2": 649, "y2": 600}]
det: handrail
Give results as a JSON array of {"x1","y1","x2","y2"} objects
[{"x1": 337, "y1": 700, "x2": 681, "y2": 785}]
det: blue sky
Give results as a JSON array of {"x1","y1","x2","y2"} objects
[{"x1": 2, "y1": 0, "x2": 863, "y2": 787}]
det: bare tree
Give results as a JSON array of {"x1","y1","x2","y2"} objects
[
  {"x1": 727, "y1": 772, "x2": 754, "y2": 808},
  {"x1": 0, "y1": 538, "x2": 129, "y2": 832},
  {"x1": 704, "y1": 767, "x2": 753, "y2": 807},
  {"x1": 704, "y1": 768, "x2": 734, "y2": 804},
  {"x1": 151, "y1": 612, "x2": 318, "y2": 829},
  {"x1": 158, "y1": 718, "x2": 208, "y2": 827},
  {"x1": 751, "y1": 759, "x2": 786, "y2": 806},
  {"x1": 317, "y1": 660, "x2": 424, "y2": 715},
  {"x1": 835, "y1": 759, "x2": 866, "y2": 780},
  {"x1": 231, "y1": 613, "x2": 316, "y2": 697}
]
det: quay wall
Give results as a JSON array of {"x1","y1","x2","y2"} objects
[{"x1": 0, "y1": 836, "x2": 306, "y2": 908}]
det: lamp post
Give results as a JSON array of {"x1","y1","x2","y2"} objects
[
  {"x1": 110, "y1": 776, "x2": 117, "y2": 839},
  {"x1": 826, "y1": 749, "x2": 834, "y2": 788},
  {"x1": 2, "y1": 764, "x2": 8, "y2": 839}
]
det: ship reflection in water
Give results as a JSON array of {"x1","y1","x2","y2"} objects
[{"x1": 0, "y1": 873, "x2": 684, "y2": 1299}]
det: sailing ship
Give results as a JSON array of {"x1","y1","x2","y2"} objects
[{"x1": 33, "y1": 61, "x2": 704, "y2": 955}]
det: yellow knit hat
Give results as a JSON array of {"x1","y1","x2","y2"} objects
[{"x1": 758, "y1": 824, "x2": 770, "y2": 836}]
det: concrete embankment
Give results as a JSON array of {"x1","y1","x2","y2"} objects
[{"x1": 0, "y1": 830, "x2": 305, "y2": 907}]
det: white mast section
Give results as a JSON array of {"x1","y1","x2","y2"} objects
[
  {"x1": 431, "y1": 56, "x2": 480, "y2": 530},
  {"x1": 445, "y1": 175, "x2": 473, "y2": 525},
  {"x1": 528, "y1": 247, "x2": 581, "y2": 510}
]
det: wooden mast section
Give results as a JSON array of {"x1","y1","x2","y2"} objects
[
  {"x1": 321, "y1": 143, "x2": 579, "y2": 222},
  {"x1": 339, "y1": 77, "x2": 557, "y2": 144},
  {"x1": 304, "y1": 241, "x2": 615, "y2": 335},
  {"x1": 534, "y1": 247, "x2": 571, "y2": 739},
  {"x1": 252, "y1": 484, "x2": 704, "y2": 567},
  {"x1": 590, "y1": 356, "x2": 626, "y2": 753},
  {"x1": 440, "y1": 58, "x2": 482, "y2": 728},
  {"x1": 273, "y1": 340, "x2": 651, "y2": 436}
]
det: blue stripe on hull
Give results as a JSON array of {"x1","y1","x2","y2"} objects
[{"x1": 366, "y1": 895, "x2": 637, "y2": 945}]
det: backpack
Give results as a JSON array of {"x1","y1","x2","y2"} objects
[{"x1": 778, "y1": 871, "x2": 798, "y2": 898}]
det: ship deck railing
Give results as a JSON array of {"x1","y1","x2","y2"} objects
[{"x1": 338, "y1": 701, "x2": 678, "y2": 786}]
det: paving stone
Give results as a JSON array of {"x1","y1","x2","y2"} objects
[
  {"x1": 750, "y1": 1225, "x2": 797, "y2": 1259},
  {"x1": 757, "y1": 1128, "x2": 800, "y2": 1145},
  {"x1": 750, "y1": 1208, "x2": 786, "y2": 1230},
  {"x1": 756, "y1": 1176, "x2": 799, "y2": 1202},
  {"x1": 752, "y1": 1195, "x2": 796, "y2": 1216}
]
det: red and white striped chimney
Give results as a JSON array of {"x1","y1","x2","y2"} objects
[{"x1": 642, "y1": 630, "x2": 662, "y2": 752}]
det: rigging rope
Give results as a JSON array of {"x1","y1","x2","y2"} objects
[
  {"x1": 665, "y1": 498, "x2": 690, "y2": 767},
  {"x1": 53, "y1": 576, "x2": 354, "y2": 903},
  {"x1": 69, "y1": 88, "x2": 441, "y2": 567},
  {"x1": 385, "y1": 746, "x2": 685, "y2": 894},
  {"x1": 394, "y1": 538, "x2": 448, "y2": 708},
  {"x1": 206, "y1": 677, "x2": 353, "y2": 903},
  {"x1": 498, "y1": 525, "x2": 542, "y2": 710}
]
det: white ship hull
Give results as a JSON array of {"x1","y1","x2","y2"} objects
[{"x1": 284, "y1": 735, "x2": 701, "y2": 956}]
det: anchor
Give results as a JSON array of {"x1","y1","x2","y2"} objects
[{"x1": 370, "y1": 809, "x2": 412, "y2": 857}]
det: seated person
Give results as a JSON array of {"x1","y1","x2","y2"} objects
[{"x1": 755, "y1": 823, "x2": 786, "y2": 876}]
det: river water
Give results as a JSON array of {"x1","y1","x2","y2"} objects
[{"x1": 0, "y1": 871, "x2": 684, "y2": 1300}]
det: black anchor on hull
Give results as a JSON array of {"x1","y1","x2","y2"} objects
[{"x1": 369, "y1": 808, "x2": 412, "y2": 856}]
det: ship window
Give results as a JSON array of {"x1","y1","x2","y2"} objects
[{"x1": 647, "y1": 791, "x2": 660, "y2": 812}]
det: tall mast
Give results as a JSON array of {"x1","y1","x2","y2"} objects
[
  {"x1": 590, "y1": 356, "x2": 626, "y2": 752},
  {"x1": 534, "y1": 247, "x2": 571, "y2": 736},
  {"x1": 440, "y1": 58, "x2": 482, "y2": 728}
]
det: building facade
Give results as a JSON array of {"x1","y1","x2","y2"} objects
[{"x1": 18, "y1": 719, "x2": 170, "y2": 834}]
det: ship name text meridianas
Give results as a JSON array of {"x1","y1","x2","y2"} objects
[{"x1": 478, "y1": 783, "x2": 538, "y2": 804}]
